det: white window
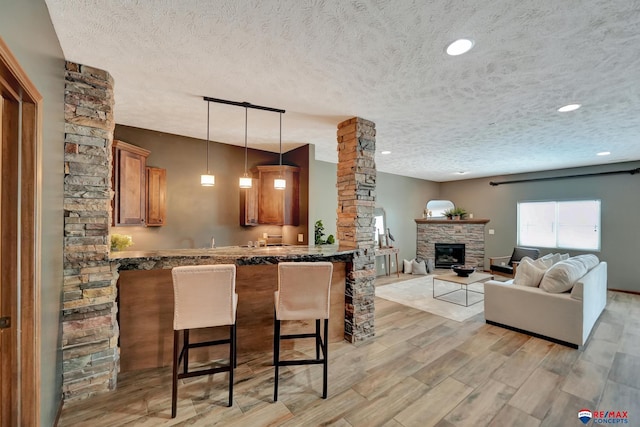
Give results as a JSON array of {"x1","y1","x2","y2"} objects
[{"x1": 517, "y1": 200, "x2": 601, "y2": 251}]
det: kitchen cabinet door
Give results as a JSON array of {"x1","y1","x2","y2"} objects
[
  {"x1": 240, "y1": 178, "x2": 259, "y2": 226},
  {"x1": 146, "y1": 167, "x2": 166, "y2": 226},
  {"x1": 112, "y1": 140, "x2": 150, "y2": 226},
  {"x1": 255, "y1": 165, "x2": 299, "y2": 225}
]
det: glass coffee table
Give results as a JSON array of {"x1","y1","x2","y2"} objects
[{"x1": 433, "y1": 271, "x2": 494, "y2": 307}]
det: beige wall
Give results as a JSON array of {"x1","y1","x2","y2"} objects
[
  {"x1": 113, "y1": 125, "x2": 309, "y2": 249},
  {"x1": 440, "y1": 161, "x2": 640, "y2": 292},
  {"x1": 1, "y1": 1, "x2": 66, "y2": 424}
]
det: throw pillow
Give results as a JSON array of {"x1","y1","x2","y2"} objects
[
  {"x1": 403, "y1": 259, "x2": 414, "y2": 274},
  {"x1": 572, "y1": 254, "x2": 599, "y2": 270},
  {"x1": 412, "y1": 259, "x2": 427, "y2": 275},
  {"x1": 540, "y1": 258, "x2": 587, "y2": 293},
  {"x1": 548, "y1": 253, "x2": 563, "y2": 265},
  {"x1": 560, "y1": 253, "x2": 570, "y2": 261},
  {"x1": 513, "y1": 258, "x2": 546, "y2": 287}
]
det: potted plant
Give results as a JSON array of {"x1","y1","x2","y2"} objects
[
  {"x1": 314, "y1": 220, "x2": 335, "y2": 245},
  {"x1": 453, "y1": 207, "x2": 467, "y2": 220},
  {"x1": 443, "y1": 207, "x2": 467, "y2": 220}
]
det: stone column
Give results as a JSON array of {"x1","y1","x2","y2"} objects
[
  {"x1": 62, "y1": 62, "x2": 118, "y2": 401},
  {"x1": 337, "y1": 117, "x2": 376, "y2": 342}
]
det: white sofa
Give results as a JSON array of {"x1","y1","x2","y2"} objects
[{"x1": 484, "y1": 259, "x2": 607, "y2": 347}]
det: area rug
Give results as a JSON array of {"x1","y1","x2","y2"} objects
[{"x1": 375, "y1": 275, "x2": 485, "y2": 322}]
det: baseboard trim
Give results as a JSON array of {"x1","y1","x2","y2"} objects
[
  {"x1": 609, "y1": 288, "x2": 640, "y2": 296},
  {"x1": 54, "y1": 398, "x2": 63, "y2": 426},
  {"x1": 485, "y1": 320, "x2": 579, "y2": 349}
]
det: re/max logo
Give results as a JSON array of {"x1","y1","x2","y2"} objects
[{"x1": 593, "y1": 411, "x2": 628, "y2": 419}]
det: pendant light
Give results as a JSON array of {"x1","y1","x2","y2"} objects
[
  {"x1": 200, "y1": 101, "x2": 215, "y2": 186},
  {"x1": 239, "y1": 106, "x2": 252, "y2": 188},
  {"x1": 274, "y1": 112, "x2": 286, "y2": 190}
]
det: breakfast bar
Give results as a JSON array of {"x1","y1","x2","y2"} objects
[{"x1": 111, "y1": 245, "x2": 358, "y2": 373}]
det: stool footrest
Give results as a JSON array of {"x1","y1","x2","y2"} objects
[
  {"x1": 281, "y1": 333, "x2": 318, "y2": 340},
  {"x1": 178, "y1": 365, "x2": 231, "y2": 380},
  {"x1": 189, "y1": 338, "x2": 231, "y2": 349},
  {"x1": 278, "y1": 359, "x2": 325, "y2": 366}
]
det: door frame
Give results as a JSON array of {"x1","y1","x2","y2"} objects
[{"x1": 0, "y1": 36, "x2": 42, "y2": 426}]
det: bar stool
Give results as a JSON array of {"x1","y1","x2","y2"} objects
[
  {"x1": 171, "y1": 264, "x2": 237, "y2": 418},
  {"x1": 273, "y1": 261, "x2": 333, "y2": 401}
]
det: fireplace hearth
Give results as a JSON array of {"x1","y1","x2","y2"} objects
[{"x1": 435, "y1": 243, "x2": 465, "y2": 268}]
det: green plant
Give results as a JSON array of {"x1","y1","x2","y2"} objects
[
  {"x1": 453, "y1": 207, "x2": 467, "y2": 218},
  {"x1": 442, "y1": 208, "x2": 455, "y2": 219},
  {"x1": 443, "y1": 207, "x2": 467, "y2": 219},
  {"x1": 111, "y1": 233, "x2": 133, "y2": 251},
  {"x1": 314, "y1": 220, "x2": 335, "y2": 245}
]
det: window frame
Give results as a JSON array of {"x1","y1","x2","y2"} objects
[{"x1": 517, "y1": 199, "x2": 601, "y2": 251}]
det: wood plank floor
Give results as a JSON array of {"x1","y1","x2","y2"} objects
[{"x1": 59, "y1": 276, "x2": 640, "y2": 426}]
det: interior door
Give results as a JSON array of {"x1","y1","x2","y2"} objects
[
  {"x1": 0, "y1": 37, "x2": 41, "y2": 426},
  {"x1": 0, "y1": 90, "x2": 18, "y2": 427}
]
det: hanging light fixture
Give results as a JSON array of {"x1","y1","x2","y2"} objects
[
  {"x1": 239, "y1": 106, "x2": 252, "y2": 188},
  {"x1": 200, "y1": 101, "x2": 215, "y2": 186},
  {"x1": 274, "y1": 112, "x2": 286, "y2": 190}
]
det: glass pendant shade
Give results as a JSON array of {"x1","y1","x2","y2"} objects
[
  {"x1": 239, "y1": 174, "x2": 252, "y2": 188},
  {"x1": 201, "y1": 174, "x2": 215, "y2": 186},
  {"x1": 274, "y1": 177, "x2": 286, "y2": 190}
]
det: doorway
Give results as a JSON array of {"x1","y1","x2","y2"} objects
[{"x1": 0, "y1": 37, "x2": 42, "y2": 426}]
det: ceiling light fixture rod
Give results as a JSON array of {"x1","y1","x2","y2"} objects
[
  {"x1": 206, "y1": 101, "x2": 210, "y2": 172},
  {"x1": 278, "y1": 113, "x2": 283, "y2": 167},
  {"x1": 203, "y1": 96, "x2": 285, "y2": 114},
  {"x1": 489, "y1": 168, "x2": 640, "y2": 186}
]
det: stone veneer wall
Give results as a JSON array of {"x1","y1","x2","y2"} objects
[
  {"x1": 336, "y1": 117, "x2": 376, "y2": 342},
  {"x1": 416, "y1": 221, "x2": 488, "y2": 269},
  {"x1": 62, "y1": 62, "x2": 118, "y2": 401}
]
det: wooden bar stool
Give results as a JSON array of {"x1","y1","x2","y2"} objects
[
  {"x1": 171, "y1": 264, "x2": 237, "y2": 418},
  {"x1": 273, "y1": 261, "x2": 333, "y2": 402}
]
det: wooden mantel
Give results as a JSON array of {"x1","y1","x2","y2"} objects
[{"x1": 415, "y1": 218, "x2": 490, "y2": 224}]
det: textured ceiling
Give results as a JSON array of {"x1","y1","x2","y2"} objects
[{"x1": 45, "y1": 0, "x2": 640, "y2": 181}]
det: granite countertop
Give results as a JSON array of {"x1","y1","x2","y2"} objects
[{"x1": 110, "y1": 245, "x2": 358, "y2": 270}]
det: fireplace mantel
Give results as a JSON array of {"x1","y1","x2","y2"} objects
[{"x1": 414, "y1": 218, "x2": 490, "y2": 224}]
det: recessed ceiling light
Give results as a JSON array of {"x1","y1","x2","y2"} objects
[
  {"x1": 380, "y1": 150, "x2": 391, "y2": 155},
  {"x1": 557, "y1": 104, "x2": 581, "y2": 112},
  {"x1": 455, "y1": 171, "x2": 468, "y2": 175},
  {"x1": 446, "y1": 39, "x2": 475, "y2": 56},
  {"x1": 597, "y1": 151, "x2": 611, "y2": 156}
]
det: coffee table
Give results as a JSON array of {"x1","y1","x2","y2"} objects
[{"x1": 433, "y1": 271, "x2": 494, "y2": 307}]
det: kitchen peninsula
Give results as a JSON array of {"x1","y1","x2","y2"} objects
[{"x1": 111, "y1": 245, "x2": 358, "y2": 372}]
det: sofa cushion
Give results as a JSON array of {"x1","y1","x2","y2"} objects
[
  {"x1": 412, "y1": 259, "x2": 427, "y2": 275},
  {"x1": 403, "y1": 259, "x2": 414, "y2": 274},
  {"x1": 509, "y1": 247, "x2": 540, "y2": 266},
  {"x1": 540, "y1": 258, "x2": 588, "y2": 293},
  {"x1": 572, "y1": 254, "x2": 599, "y2": 271},
  {"x1": 513, "y1": 258, "x2": 547, "y2": 287}
]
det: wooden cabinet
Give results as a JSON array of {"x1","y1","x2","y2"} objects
[
  {"x1": 239, "y1": 178, "x2": 258, "y2": 226},
  {"x1": 146, "y1": 167, "x2": 166, "y2": 226},
  {"x1": 255, "y1": 165, "x2": 300, "y2": 225},
  {"x1": 112, "y1": 140, "x2": 149, "y2": 226}
]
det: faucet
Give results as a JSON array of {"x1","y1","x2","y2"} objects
[{"x1": 210, "y1": 237, "x2": 215, "y2": 248}]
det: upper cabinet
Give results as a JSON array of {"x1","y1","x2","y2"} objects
[
  {"x1": 112, "y1": 140, "x2": 149, "y2": 226},
  {"x1": 254, "y1": 165, "x2": 300, "y2": 226},
  {"x1": 112, "y1": 140, "x2": 166, "y2": 227},
  {"x1": 146, "y1": 166, "x2": 167, "y2": 226}
]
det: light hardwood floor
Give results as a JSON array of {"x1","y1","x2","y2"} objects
[{"x1": 59, "y1": 276, "x2": 640, "y2": 426}]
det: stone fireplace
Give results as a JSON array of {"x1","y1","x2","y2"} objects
[{"x1": 415, "y1": 218, "x2": 490, "y2": 269}]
